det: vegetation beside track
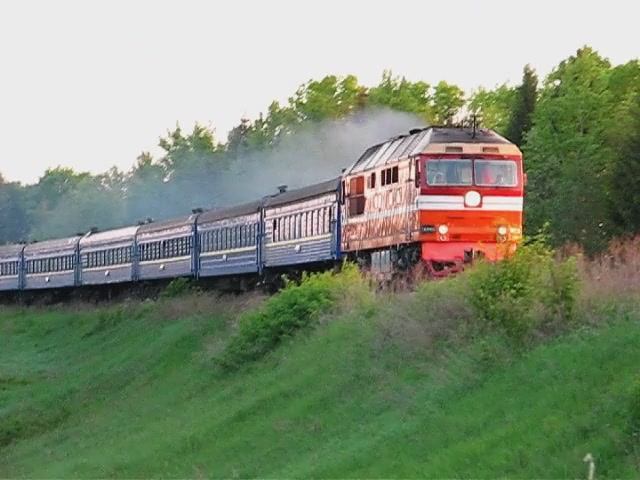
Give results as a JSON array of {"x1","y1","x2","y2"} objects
[{"x1": 1, "y1": 244, "x2": 640, "y2": 477}]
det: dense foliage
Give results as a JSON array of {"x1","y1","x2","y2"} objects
[
  {"x1": 1, "y1": 46, "x2": 639, "y2": 253},
  {"x1": 467, "y1": 241, "x2": 578, "y2": 342}
]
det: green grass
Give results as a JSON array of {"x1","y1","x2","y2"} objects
[{"x1": 1, "y1": 284, "x2": 639, "y2": 478}]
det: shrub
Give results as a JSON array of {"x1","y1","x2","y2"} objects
[
  {"x1": 217, "y1": 264, "x2": 365, "y2": 370},
  {"x1": 467, "y1": 240, "x2": 579, "y2": 343},
  {"x1": 543, "y1": 255, "x2": 579, "y2": 324},
  {"x1": 161, "y1": 277, "x2": 197, "y2": 299}
]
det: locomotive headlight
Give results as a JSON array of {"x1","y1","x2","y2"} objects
[
  {"x1": 438, "y1": 224, "x2": 449, "y2": 235},
  {"x1": 464, "y1": 190, "x2": 482, "y2": 208},
  {"x1": 497, "y1": 225, "x2": 508, "y2": 236}
]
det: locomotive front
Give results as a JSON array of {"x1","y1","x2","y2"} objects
[
  {"x1": 340, "y1": 126, "x2": 524, "y2": 277},
  {"x1": 416, "y1": 129, "x2": 523, "y2": 272}
]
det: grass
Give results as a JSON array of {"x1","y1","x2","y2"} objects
[{"x1": 1, "y1": 251, "x2": 640, "y2": 477}]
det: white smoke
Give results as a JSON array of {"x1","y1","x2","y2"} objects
[
  {"x1": 27, "y1": 108, "x2": 427, "y2": 239},
  {"x1": 215, "y1": 107, "x2": 425, "y2": 204}
]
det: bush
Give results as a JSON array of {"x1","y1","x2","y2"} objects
[
  {"x1": 544, "y1": 255, "x2": 579, "y2": 323},
  {"x1": 467, "y1": 240, "x2": 578, "y2": 343},
  {"x1": 217, "y1": 264, "x2": 365, "y2": 370},
  {"x1": 161, "y1": 277, "x2": 197, "y2": 299}
]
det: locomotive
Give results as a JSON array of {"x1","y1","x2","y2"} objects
[{"x1": 0, "y1": 127, "x2": 523, "y2": 293}]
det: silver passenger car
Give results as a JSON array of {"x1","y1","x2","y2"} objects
[
  {"x1": 136, "y1": 215, "x2": 198, "y2": 281},
  {"x1": 197, "y1": 201, "x2": 262, "y2": 277},
  {"x1": 23, "y1": 236, "x2": 81, "y2": 289},
  {"x1": 263, "y1": 178, "x2": 341, "y2": 268},
  {"x1": 0, "y1": 244, "x2": 25, "y2": 291},
  {"x1": 79, "y1": 226, "x2": 139, "y2": 285}
]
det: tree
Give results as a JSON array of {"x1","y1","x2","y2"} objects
[
  {"x1": 368, "y1": 71, "x2": 432, "y2": 120},
  {"x1": 124, "y1": 152, "x2": 168, "y2": 223},
  {"x1": 226, "y1": 117, "x2": 253, "y2": 158},
  {"x1": 159, "y1": 123, "x2": 219, "y2": 173},
  {"x1": 34, "y1": 174, "x2": 126, "y2": 239},
  {"x1": 30, "y1": 167, "x2": 90, "y2": 211},
  {"x1": 430, "y1": 81, "x2": 465, "y2": 125},
  {"x1": 0, "y1": 177, "x2": 29, "y2": 244},
  {"x1": 609, "y1": 92, "x2": 640, "y2": 233},
  {"x1": 291, "y1": 75, "x2": 366, "y2": 122},
  {"x1": 524, "y1": 47, "x2": 613, "y2": 252},
  {"x1": 506, "y1": 65, "x2": 538, "y2": 146},
  {"x1": 467, "y1": 84, "x2": 516, "y2": 134},
  {"x1": 157, "y1": 123, "x2": 228, "y2": 215}
]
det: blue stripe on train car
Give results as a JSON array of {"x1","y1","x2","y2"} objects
[
  {"x1": 264, "y1": 234, "x2": 336, "y2": 267},
  {"x1": 0, "y1": 277, "x2": 20, "y2": 291},
  {"x1": 81, "y1": 264, "x2": 136, "y2": 285},
  {"x1": 138, "y1": 256, "x2": 194, "y2": 280},
  {"x1": 24, "y1": 271, "x2": 77, "y2": 290},
  {"x1": 199, "y1": 249, "x2": 258, "y2": 276}
]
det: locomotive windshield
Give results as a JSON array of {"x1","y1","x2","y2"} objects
[
  {"x1": 427, "y1": 159, "x2": 472, "y2": 186},
  {"x1": 474, "y1": 160, "x2": 517, "y2": 187},
  {"x1": 426, "y1": 159, "x2": 518, "y2": 187}
]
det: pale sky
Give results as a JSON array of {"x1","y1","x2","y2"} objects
[{"x1": 0, "y1": 0, "x2": 637, "y2": 184}]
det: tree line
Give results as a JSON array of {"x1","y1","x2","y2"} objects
[{"x1": 0, "y1": 46, "x2": 638, "y2": 253}]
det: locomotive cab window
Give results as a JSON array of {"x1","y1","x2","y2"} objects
[
  {"x1": 474, "y1": 160, "x2": 517, "y2": 187},
  {"x1": 426, "y1": 159, "x2": 473, "y2": 186},
  {"x1": 425, "y1": 158, "x2": 518, "y2": 187}
]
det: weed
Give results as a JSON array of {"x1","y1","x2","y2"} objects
[
  {"x1": 374, "y1": 276, "x2": 473, "y2": 360},
  {"x1": 81, "y1": 303, "x2": 148, "y2": 338}
]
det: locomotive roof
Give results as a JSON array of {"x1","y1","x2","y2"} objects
[
  {"x1": 263, "y1": 177, "x2": 340, "y2": 208},
  {"x1": 198, "y1": 200, "x2": 262, "y2": 224},
  {"x1": 137, "y1": 214, "x2": 199, "y2": 235},
  {"x1": 79, "y1": 225, "x2": 140, "y2": 247},
  {"x1": 24, "y1": 235, "x2": 81, "y2": 254},
  {"x1": 346, "y1": 127, "x2": 512, "y2": 174}
]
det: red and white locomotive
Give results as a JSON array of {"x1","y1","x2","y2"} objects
[{"x1": 341, "y1": 127, "x2": 524, "y2": 276}]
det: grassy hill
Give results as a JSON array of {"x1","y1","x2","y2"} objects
[{"x1": 1, "y1": 252, "x2": 640, "y2": 478}]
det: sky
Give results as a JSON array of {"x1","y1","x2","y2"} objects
[{"x1": 0, "y1": 0, "x2": 637, "y2": 184}]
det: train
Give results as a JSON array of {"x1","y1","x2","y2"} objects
[{"x1": 0, "y1": 126, "x2": 524, "y2": 293}]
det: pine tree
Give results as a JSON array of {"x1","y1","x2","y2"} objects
[{"x1": 506, "y1": 65, "x2": 538, "y2": 146}]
